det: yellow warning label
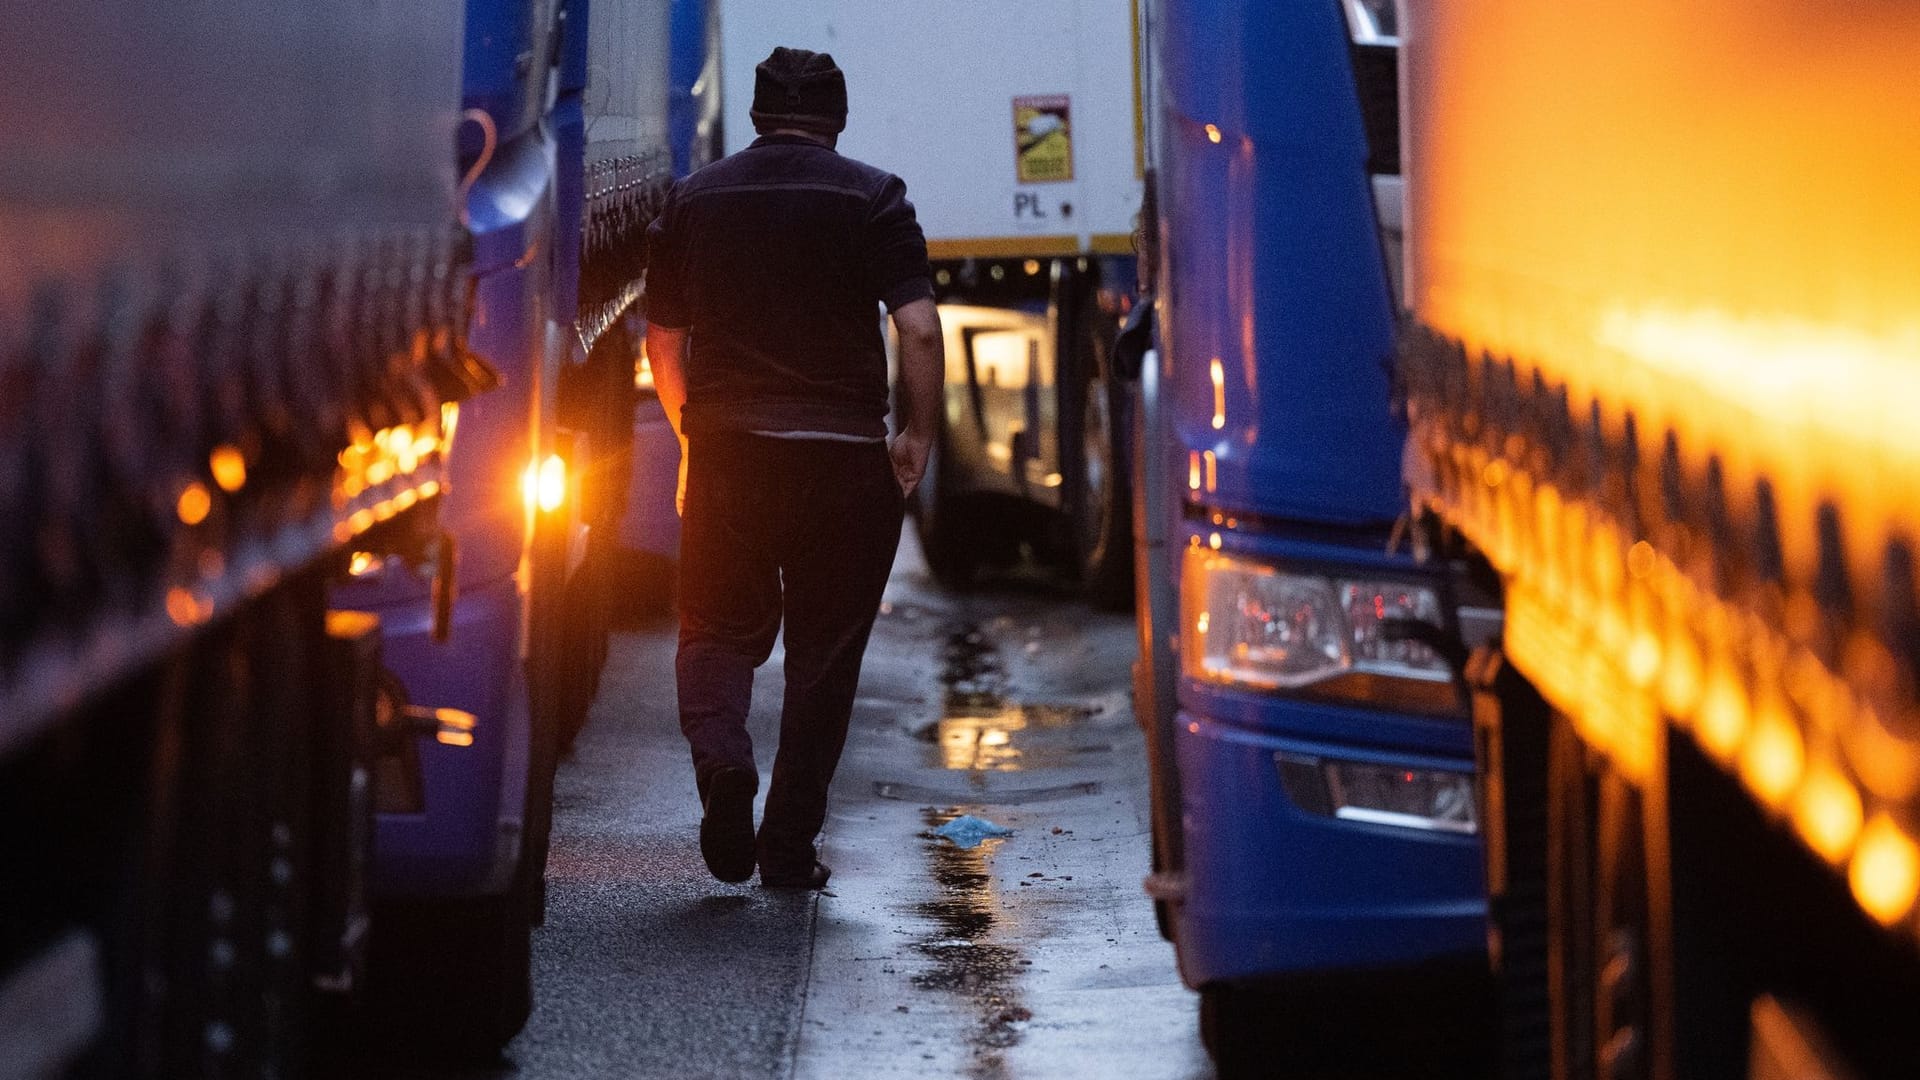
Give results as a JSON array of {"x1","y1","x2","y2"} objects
[{"x1": 1014, "y1": 95, "x2": 1074, "y2": 184}]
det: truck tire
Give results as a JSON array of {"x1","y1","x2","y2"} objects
[
  {"x1": 1202, "y1": 973, "x2": 1491, "y2": 1080},
  {"x1": 912, "y1": 435, "x2": 980, "y2": 590},
  {"x1": 362, "y1": 883, "x2": 534, "y2": 1062},
  {"x1": 556, "y1": 537, "x2": 613, "y2": 754},
  {"x1": 1198, "y1": 984, "x2": 1273, "y2": 1079},
  {"x1": 1060, "y1": 273, "x2": 1134, "y2": 610},
  {"x1": 1067, "y1": 367, "x2": 1134, "y2": 610},
  {"x1": 523, "y1": 511, "x2": 571, "y2": 916}
]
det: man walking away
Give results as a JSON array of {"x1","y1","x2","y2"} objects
[{"x1": 644, "y1": 47, "x2": 944, "y2": 889}]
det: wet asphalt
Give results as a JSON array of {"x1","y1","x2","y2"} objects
[{"x1": 346, "y1": 529, "x2": 1211, "y2": 1079}]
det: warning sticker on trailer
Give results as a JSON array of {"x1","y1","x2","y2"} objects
[{"x1": 1013, "y1": 95, "x2": 1074, "y2": 183}]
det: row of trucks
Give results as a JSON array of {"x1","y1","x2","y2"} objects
[
  {"x1": 0, "y1": 0, "x2": 710, "y2": 1074},
  {"x1": 8, "y1": 0, "x2": 1919, "y2": 1077}
]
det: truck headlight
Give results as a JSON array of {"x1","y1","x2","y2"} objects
[{"x1": 1181, "y1": 548, "x2": 1459, "y2": 713}]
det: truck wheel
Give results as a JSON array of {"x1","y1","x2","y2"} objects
[
  {"x1": 1197, "y1": 984, "x2": 1269, "y2": 1078},
  {"x1": 912, "y1": 435, "x2": 980, "y2": 590},
  {"x1": 362, "y1": 883, "x2": 534, "y2": 1062},
  {"x1": 556, "y1": 537, "x2": 613, "y2": 754},
  {"x1": 1203, "y1": 976, "x2": 1490, "y2": 1080},
  {"x1": 523, "y1": 512, "x2": 571, "y2": 917},
  {"x1": 1060, "y1": 271, "x2": 1134, "y2": 610},
  {"x1": 606, "y1": 545, "x2": 677, "y2": 621},
  {"x1": 1069, "y1": 368, "x2": 1134, "y2": 610}
]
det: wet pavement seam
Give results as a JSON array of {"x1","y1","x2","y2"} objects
[{"x1": 781, "y1": 875, "x2": 824, "y2": 1080}]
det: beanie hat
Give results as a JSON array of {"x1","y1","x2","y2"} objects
[{"x1": 749, "y1": 47, "x2": 848, "y2": 135}]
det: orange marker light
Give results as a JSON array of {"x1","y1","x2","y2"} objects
[
  {"x1": 1794, "y1": 766, "x2": 1863, "y2": 865},
  {"x1": 1850, "y1": 816, "x2": 1920, "y2": 926},
  {"x1": 526, "y1": 454, "x2": 568, "y2": 514},
  {"x1": 175, "y1": 483, "x2": 212, "y2": 526},
  {"x1": 209, "y1": 445, "x2": 247, "y2": 493},
  {"x1": 1740, "y1": 706, "x2": 1804, "y2": 809}
]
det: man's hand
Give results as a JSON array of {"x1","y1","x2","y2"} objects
[
  {"x1": 889, "y1": 429, "x2": 932, "y2": 498},
  {"x1": 888, "y1": 298, "x2": 943, "y2": 499}
]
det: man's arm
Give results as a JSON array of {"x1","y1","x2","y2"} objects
[
  {"x1": 888, "y1": 297, "x2": 943, "y2": 497},
  {"x1": 646, "y1": 322, "x2": 692, "y2": 513},
  {"x1": 646, "y1": 323, "x2": 690, "y2": 439}
]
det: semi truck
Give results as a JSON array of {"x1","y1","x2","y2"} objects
[
  {"x1": 1126, "y1": 0, "x2": 1491, "y2": 1073},
  {"x1": 0, "y1": 2, "x2": 473, "y2": 1075},
  {"x1": 1396, "y1": 1, "x2": 1920, "y2": 1076},
  {"x1": 332, "y1": 0, "x2": 676, "y2": 1056},
  {"x1": 0, "y1": 0, "x2": 683, "y2": 1072},
  {"x1": 718, "y1": 0, "x2": 1144, "y2": 604}
]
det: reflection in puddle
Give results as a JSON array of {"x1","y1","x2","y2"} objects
[
  {"x1": 933, "y1": 703, "x2": 1098, "y2": 771},
  {"x1": 933, "y1": 623, "x2": 1103, "y2": 772},
  {"x1": 916, "y1": 808, "x2": 1030, "y2": 1079}
]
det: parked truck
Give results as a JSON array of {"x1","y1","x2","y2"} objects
[
  {"x1": 1127, "y1": 0, "x2": 1490, "y2": 1073},
  {"x1": 1397, "y1": 1, "x2": 1920, "y2": 1076},
  {"x1": 0, "y1": 1, "x2": 686, "y2": 1072},
  {"x1": 718, "y1": 0, "x2": 1144, "y2": 603},
  {"x1": 0, "y1": 3, "x2": 474, "y2": 1075},
  {"x1": 337, "y1": 0, "x2": 680, "y2": 1056}
]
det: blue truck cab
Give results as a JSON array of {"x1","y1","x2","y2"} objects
[
  {"x1": 330, "y1": 0, "x2": 584, "y2": 1055},
  {"x1": 1134, "y1": 0, "x2": 1489, "y2": 1066}
]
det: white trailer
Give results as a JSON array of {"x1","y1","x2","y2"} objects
[
  {"x1": 718, "y1": 0, "x2": 1143, "y2": 259},
  {"x1": 716, "y1": 1, "x2": 1147, "y2": 602}
]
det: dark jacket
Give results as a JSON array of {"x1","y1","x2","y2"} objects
[{"x1": 644, "y1": 134, "x2": 933, "y2": 439}]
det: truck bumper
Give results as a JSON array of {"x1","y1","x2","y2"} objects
[
  {"x1": 367, "y1": 572, "x2": 529, "y2": 899},
  {"x1": 1172, "y1": 705, "x2": 1487, "y2": 988}
]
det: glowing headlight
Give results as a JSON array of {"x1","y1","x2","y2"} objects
[{"x1": 1182, "y1": 548, "x2": 1457, "y2": 712}]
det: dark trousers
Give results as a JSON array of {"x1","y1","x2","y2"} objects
[{"x1": 675, "y1": 431, "x2": 902, "y2": 873}]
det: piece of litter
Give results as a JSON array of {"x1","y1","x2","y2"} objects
[
  {"x1": 1050, "y1": 826, "x2": 1064, "y2": 835},
  {"x1": 930, "y1": 814, "x2": 1013, "y2": 848},
  {"x1": 1027, "y1": 872, "x2": 1043, "y2": 878}
]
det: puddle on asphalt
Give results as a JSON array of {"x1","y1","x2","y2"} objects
[
  {"x1": 925, "y1": 625, "x2": 1111, "y2": 772},
  {"x1": 923, "y1": 702, "x2": 1106, "y2": 770},
  {"x1": 916, "y1": 807, "x2": 1032, "y2": 1079}
]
